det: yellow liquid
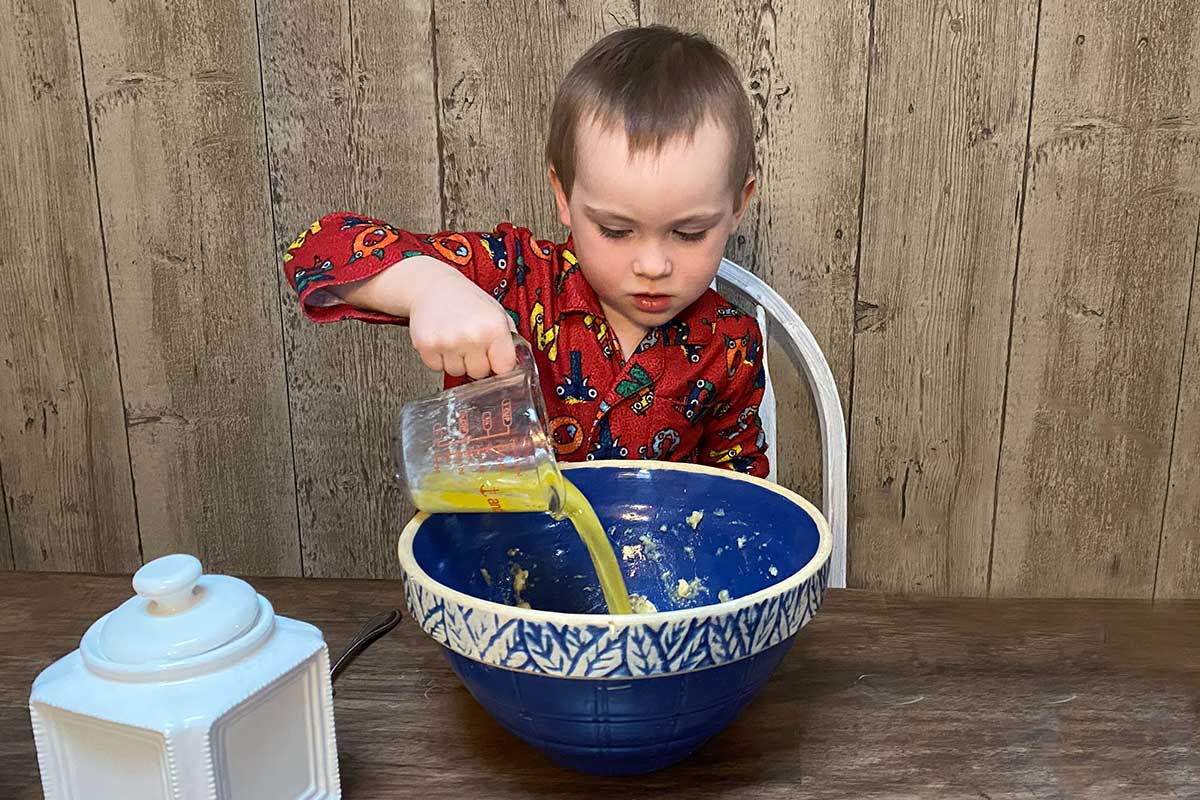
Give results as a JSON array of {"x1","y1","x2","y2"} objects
[
  {"x1": 411, "y1": 474, "x2": 634, "y2": 615},
  {"x1": 558, "y1": 481, "x2": 633, "y2": 615}
]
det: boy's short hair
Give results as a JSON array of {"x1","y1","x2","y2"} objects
[{"x1": 547, "y1": 26, "x2": 755, "y2": 200}]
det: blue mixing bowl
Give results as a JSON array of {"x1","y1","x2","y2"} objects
[{"x1": 397, "y1": 461, "x2": 831, "y2": 775}]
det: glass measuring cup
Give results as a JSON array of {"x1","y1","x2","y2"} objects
[{"x1": 392, "y1": 335, "x2": 566, "y2": 516}]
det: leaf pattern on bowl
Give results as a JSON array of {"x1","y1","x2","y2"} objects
[{"x1": 403, "y1": 561, "x2": 829, "y2": 679}]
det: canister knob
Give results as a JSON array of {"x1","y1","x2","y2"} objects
[{"x1": 133, "y1": 554, "x2": 203, "y2": 614}]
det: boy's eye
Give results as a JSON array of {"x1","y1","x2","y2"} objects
[
  {"x1": 674, "y1": 229, "x2": 709, "y2": 243},
  {"x1": 598, "y1": 226, "x2": 631, "y2": 239}
]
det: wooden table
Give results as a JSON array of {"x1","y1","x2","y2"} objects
[{"x1": 1, "y1": 573, "x2": 1197, "y2": 798}]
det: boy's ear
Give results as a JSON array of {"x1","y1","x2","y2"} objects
[
  {"x1": 734, "y1": 176, "x2": 757, "y2": 225},
  {"x1": 549, "y1": 167, "x2": 572, "y2": 228}
]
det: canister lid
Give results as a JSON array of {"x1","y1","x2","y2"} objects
[{"x1": 81, "y1": 554, "x2": 275, "y2": 679}]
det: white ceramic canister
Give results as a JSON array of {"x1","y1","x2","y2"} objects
[{"x1": 29, "y1": 554, "x2": 340, "y2": 799}]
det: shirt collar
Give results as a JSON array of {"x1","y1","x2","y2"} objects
[
  {"x1": 555, "y1": 237, "x2": 599, "y2": 315},
  {"x1": 594, "y1": 294, "x2": 728, "y2": 417}
]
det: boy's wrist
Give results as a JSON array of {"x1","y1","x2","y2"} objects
[
  {"x1": 402, "y1": 255, "x2": 473, "y2": 312},
  {"x1": 335, "y1": 255, "x2": 459, "y2": 318}
]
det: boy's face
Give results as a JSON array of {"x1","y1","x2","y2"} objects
[{"x1": 550, "y1": 118, "x2": 755, "y2": 345}]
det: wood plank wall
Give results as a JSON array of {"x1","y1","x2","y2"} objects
[
  {"x1": 849, "y1": 0, "x2": 1039, "y2": 595},
  {"x1": 1, "y1": 0, "x2": 1197, "y2": 598},
  {"x1": 1, "y1": 0, "x2": 140, "y2": 574},
  {"x1": 257, "y1": 0, "x2": 442, "y2": 579},
  {"x1": 993, "y1": 0, "x2": 1200, "y2": 598}
]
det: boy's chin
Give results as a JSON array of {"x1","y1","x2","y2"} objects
[
  {"x1": 623, "y1": 296, "x2": 702, "y2": 326},
  {"x1": 628, "y1": 305, "x2": 682, "y2": 326}
]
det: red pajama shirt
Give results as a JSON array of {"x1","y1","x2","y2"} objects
[{"x1": 284, "y1": 213, "x2": 769, "y2": 477}]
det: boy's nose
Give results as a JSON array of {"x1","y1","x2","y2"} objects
[{"x1": 632, "y1": 244, "x2": 672, "y2": 279}]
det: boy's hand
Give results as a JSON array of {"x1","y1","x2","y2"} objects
[
  {"x1": 329, "y1": 254, "x2": 518, "y2": 378},
  {"x1": 408, "y1": 265, "x2": 518, "y2": 378}
]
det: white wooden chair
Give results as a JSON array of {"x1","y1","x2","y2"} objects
[{"x1": 713, "y1": 259, "x2": 848, "y2": 589}]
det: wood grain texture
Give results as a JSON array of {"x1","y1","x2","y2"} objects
[
  {"x1": 433, "y1": 0, "x2": 636, "y2": 237},
  {"x1": 640, "y1": 0, "x2": 869, "y2": 512},
  {"x1": 1159, "y1": 243, "x2": 1200, "y2": 599},
  {"x1": 4, "y1": 573, "x2": 1199, "y2": 798},
  {"x1": 0, "y1": 0, "x2": 139, "y2": 573},
  {"x1": 850, "y1": 0, "x2": 1039, "y2": 594},
  {"x1": 75, "y1": 0, "x2": 299, "y2": 575},
  {"x1": 258, "y1": 0, "x2": 442, "y2": 579},
  {"x1": 5, "y1": 2, "x2": 1200, "y2": 597},
  {"x1": 992, "y1": 0, "x2": 1200, "y2": 598}
]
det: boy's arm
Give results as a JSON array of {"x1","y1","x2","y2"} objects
[
  {"x1": 282, "y1": 212, "x2": 512, "y2": 323},
  {"x1": 697, "y1": 321, "x2": 769, "y2": 478},
  {"x1": 282, "y1": 212, "x2": 528, "y2": 377}
]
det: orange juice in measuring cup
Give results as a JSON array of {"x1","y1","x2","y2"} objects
[
  {"x1": 391, "y1": 335, "x2": 634, "y2": 614},
  {"x1": 392, "y1": 335, "x2": 566, "y2": 516}
]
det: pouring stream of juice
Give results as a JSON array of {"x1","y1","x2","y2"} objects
[{"x1": 410, "y1": 473, "x2": 634, "y2": 615}]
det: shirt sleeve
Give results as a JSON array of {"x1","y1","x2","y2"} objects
[
  {"x1": 697, "y1": 319, "x2": 769, "y2": 478},
  {"x1": 281, "y1": 212, "x2": 535, "y2": 325}
]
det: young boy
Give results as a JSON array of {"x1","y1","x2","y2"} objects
[{"x1": 284, "y1": 25, "x2": 769, "y2": 477}]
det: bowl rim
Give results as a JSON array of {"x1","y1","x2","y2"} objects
[{"x1": 397, "y1": 459, "x2": 832, "y2": 628}]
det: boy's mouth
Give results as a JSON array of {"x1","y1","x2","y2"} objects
[{"x1": 632, "y1": 294, "x2": 673, "y2": 314}]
